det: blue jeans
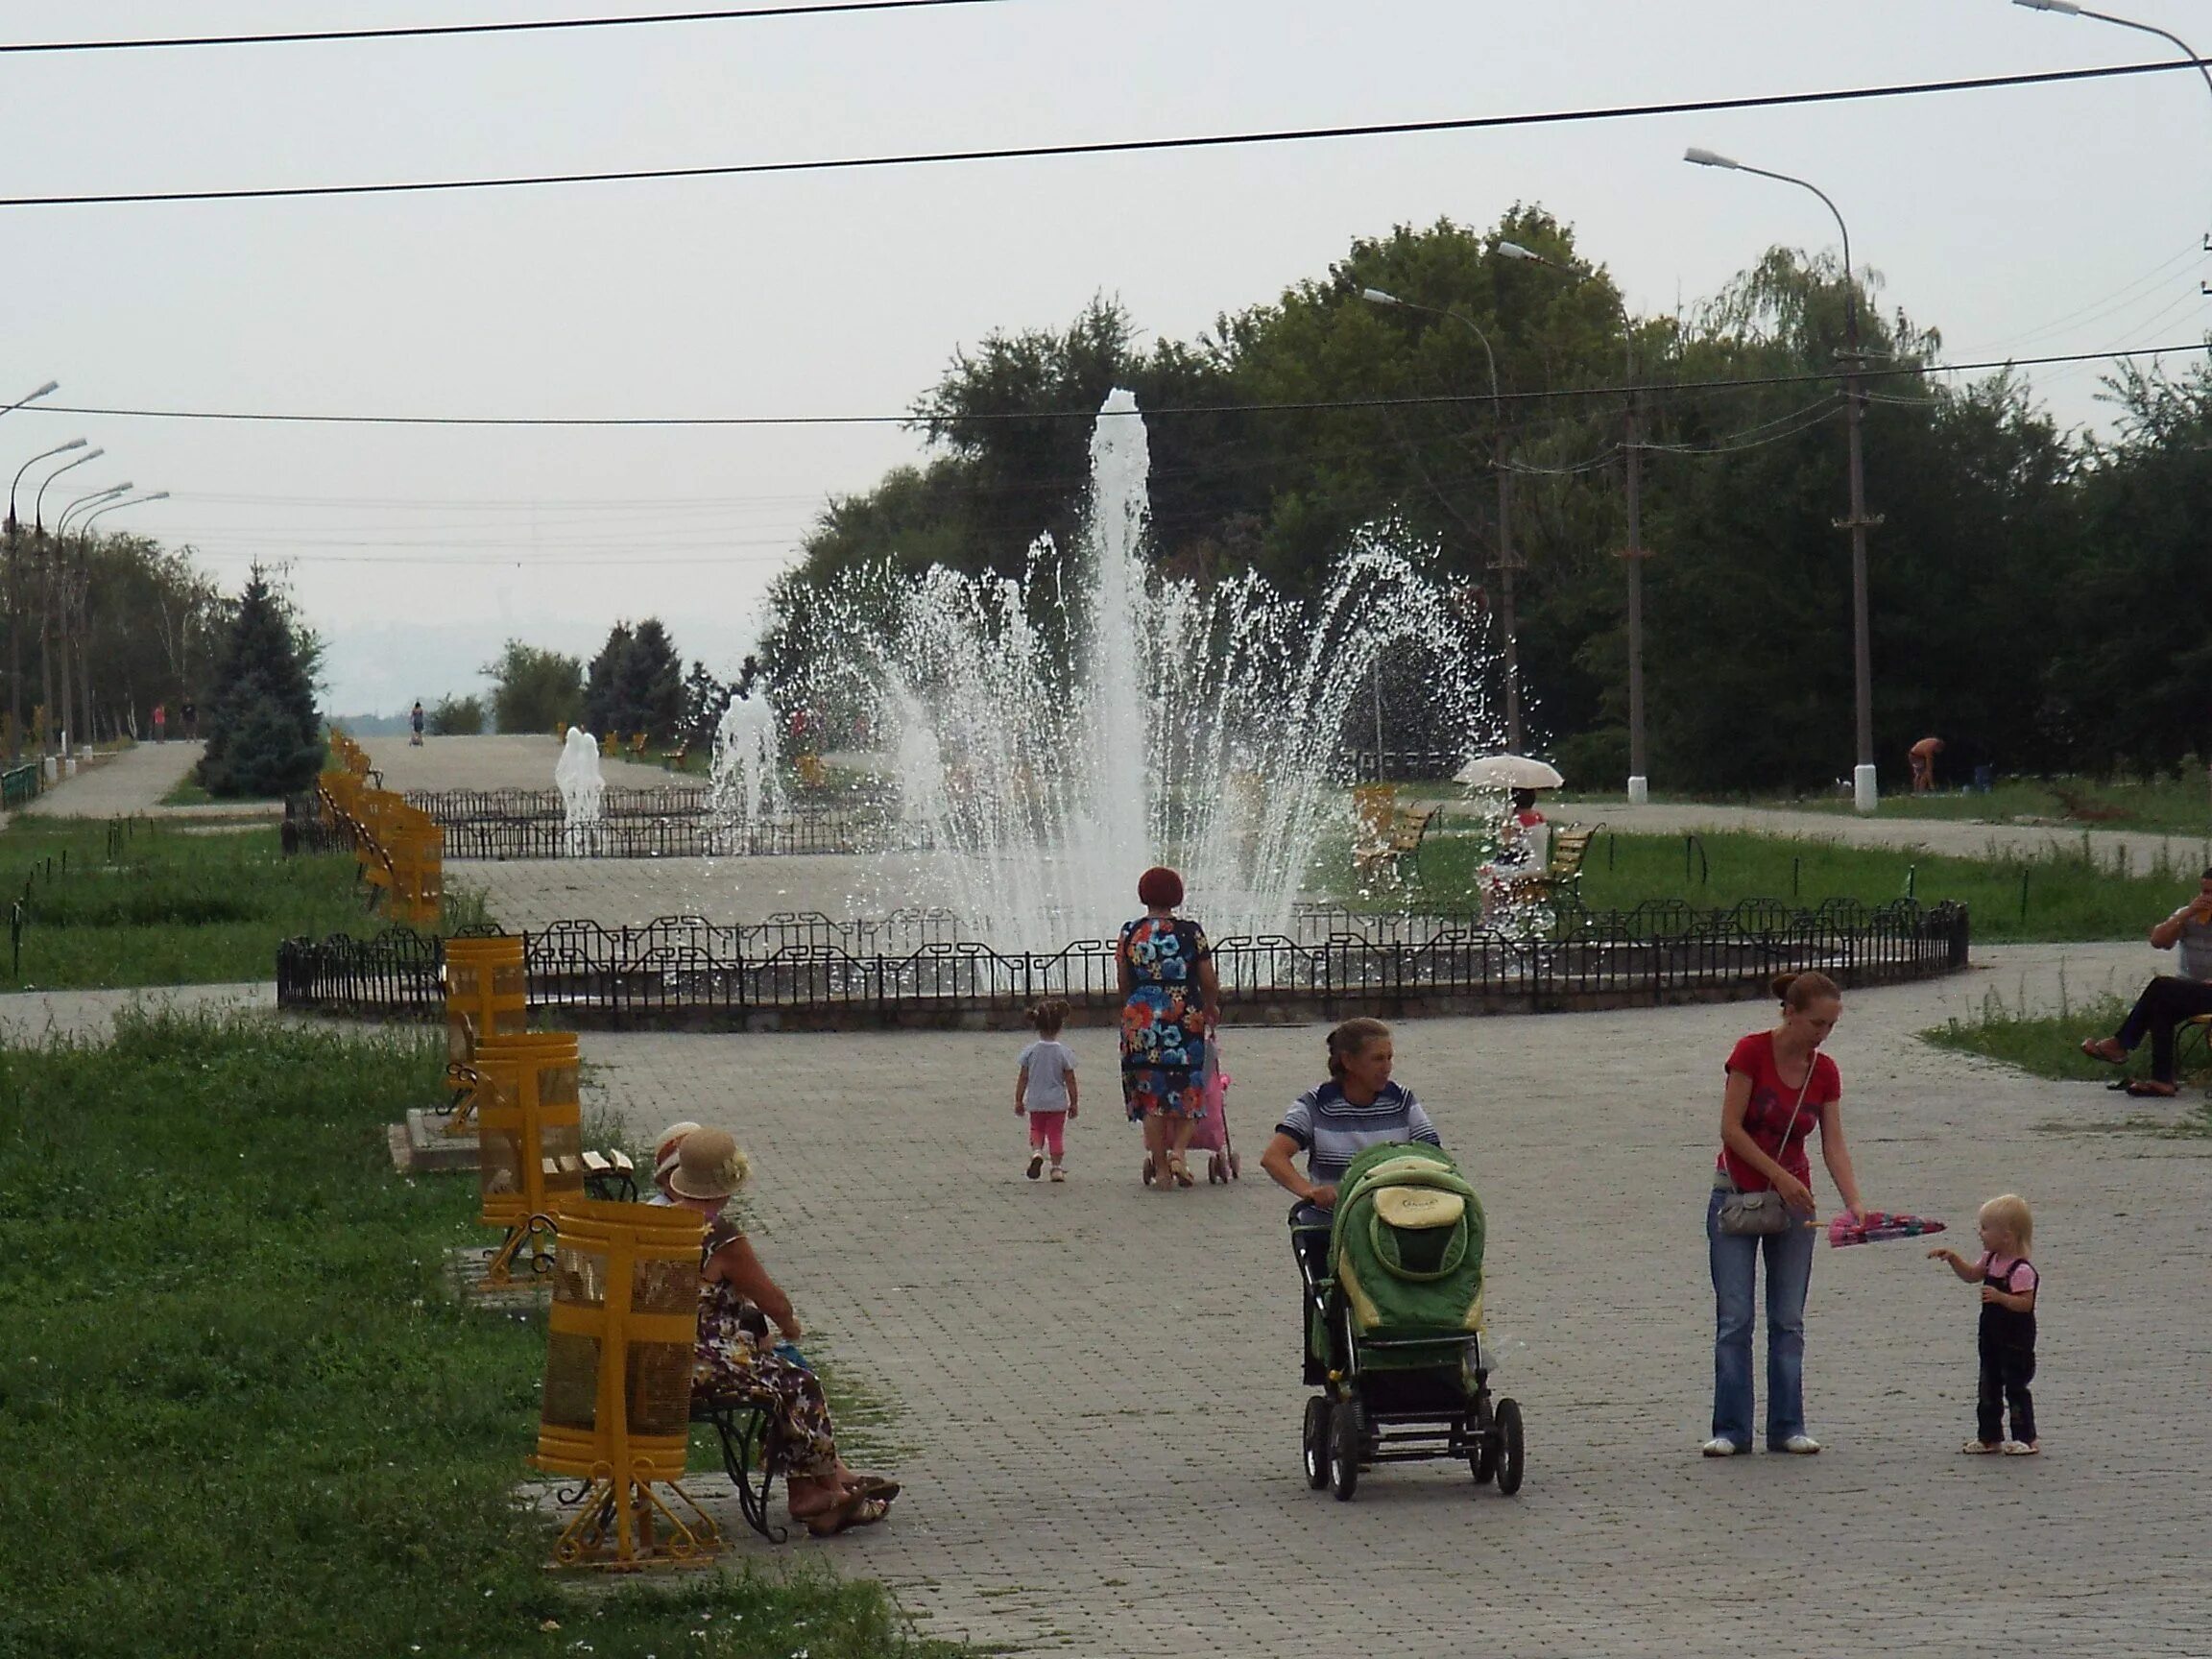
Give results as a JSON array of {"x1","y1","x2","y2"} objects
[{"x1": 1706, "y1": 1186, "x2": 1816, "y2": 1449}]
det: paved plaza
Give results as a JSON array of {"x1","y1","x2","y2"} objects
[{"x1": 577, "y1": 936, "x2": 2206, "y2": 1658}]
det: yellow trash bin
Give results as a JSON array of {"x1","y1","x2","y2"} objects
[
  {"x1": 535, "y1": 1196, "x2": 719, "y2": 1570},
  {"x1": 475, "y1": 1031, "x2": 586, "y2": 1285},
  {"x1": 443, "y1": 934, "x2": 527, "y2": 1135}
]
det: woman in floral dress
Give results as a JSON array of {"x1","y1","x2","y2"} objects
[
  {"x1": 665, "y1": 1128, "x2": 899, "y2": 1536},
  {"x1": 1118, "y1": 866, "x2": 1222, "y2": 1189}
]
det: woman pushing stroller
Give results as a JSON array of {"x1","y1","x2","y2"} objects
[{"x1": 1261, "y1": 1018, "x2": 1439, "y2": 1286}]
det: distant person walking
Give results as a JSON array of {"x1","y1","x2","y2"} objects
[
  {"x1": 180, "y1": 699, "x2": 197, "y2": 740},
  {"x1": 2079, "y1": 867, "x2": 2212, "y2": 1097},
  {"x1": 1118, "y1": 866, "x2": 1220, "y2": 1190},
  {"x1": 410, "y1": 701, "x2": 425, "y2": 746},
  {"x1": 1014, "y1": 998, "x2": 1079, "y2": 1182},
  {"x1": 1909, "y1": 735, "x2": 1944, "y2": 792},
  {"x1": 152, "y1": 704, "x2": 166, "y2": 744}
]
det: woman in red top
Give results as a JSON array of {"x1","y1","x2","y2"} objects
[{"x1": 1704, "y1": 971, "x2": 1869, "y2": 1457}]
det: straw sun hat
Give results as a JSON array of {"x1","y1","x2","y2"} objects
[
  {"x1": 653, "y1": 1119, "x2": 704, "y2": 1183},
  {"x1": 666, "y1": 1128, "x2": 752, "y2": 1201}
]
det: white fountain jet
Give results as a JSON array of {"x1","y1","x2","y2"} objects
[
  {"x1": 554, "y1": 726, "x2": 606, "y2": 855},
  {"x1": 707, "y1": 690, "x2": 784, "y2": 852},
  {"x1": 804, "y1": 388, "x2": 1495, "y2": 950}
]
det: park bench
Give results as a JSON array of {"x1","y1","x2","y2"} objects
[
  {"x1": 1353, "y1": 801, "x2": 1442, "y2": 881},
  {"x1": 626, "y1": 732, "x2": 651, "y2": 759},
  {"x1": 691, "y1": 1392, "x2": 788, "y2": 1543},
  {"x1": 1513, "y1": 823, "x2": 1601, "y2": 907},
  {"x1": 661, "y1": 737, "x2": 690, "y2": 770},
  {"x1": 794, "y1": 754, "x2": 830, "y2": 791}
]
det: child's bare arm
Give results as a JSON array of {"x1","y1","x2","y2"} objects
[
  {"x1": 1981, "y1": 1284, "x2": 2036, "y2": 1311},
  {"x1": 1066, "y1": 1067, "x2": 1079, "y2": 1114},
  {"x1": 1926, "y1": 1246, "x2": 1981, "y2": 1282},
  {"x1": 1015, "y1": 1062, "x2": 1029, "y2": 1114}
]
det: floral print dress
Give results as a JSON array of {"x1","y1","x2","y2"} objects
[
  {"x1": 692, "y1": 1224, "x2": 839, "y2": 1479},
  {"x1": 1118, "y1": 914, "x2": 1213, "y2": 1120}
]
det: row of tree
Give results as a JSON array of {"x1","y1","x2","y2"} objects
[
  {"x1": 476, "y1": 625, "x2": 758, "y2": 748},
  {"x1": 760, "y1": 207, "x2": 2212, "y2": 792}
]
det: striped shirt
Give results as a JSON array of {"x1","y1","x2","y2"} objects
[{"x1": 1276, "y1": 1080, "x2": 1439, "y2": 1190}]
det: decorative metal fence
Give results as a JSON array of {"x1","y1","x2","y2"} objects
[
  {"x1": 404, "y1": 786, "x2": 911, "y2": 859},
  {"x1": 276, "y1": 898, "x2": 1969, "y2": 1029}
]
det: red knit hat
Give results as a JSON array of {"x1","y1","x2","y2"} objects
[{"x1": 1137, "y1": 866, "x2": 1184, "y2": 908}]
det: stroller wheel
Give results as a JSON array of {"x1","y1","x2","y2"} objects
[
  {"x1": 1494, "y1": 1398, "x2": 1526, "y2": 1497},
  {"x1": 1302, "y1": 1396, "x2": 1330, "y2": 1490},
  {"x1": 1328, "y1": 1399, "x2": 1362, "y2": 1502},
  {"x1": 1208, "y1": 1153, "x2": 1226, "y2": 1184},
  {"x1": 1227, "y1": 1150, "x2": 1241, "y2": 1180},
  {"x1": 1469, "y1": 1418, "x2": 1497, "y2": 1486}
]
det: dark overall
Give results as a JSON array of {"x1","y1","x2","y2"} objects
[{"x1": 1977, "y1": 1260, "x2": 2038, "y2": 1447}]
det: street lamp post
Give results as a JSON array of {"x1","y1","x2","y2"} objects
[
  {"x1": 20, "y1": 446, "x2": 106, "y2": 751},
  {"x1": 7, "y1": 439, "x2": 87, "y2": 753},
  {"x1": 1497, "y1": 240, "x2": 1648, "y2": 805},
  {"x1": 72, "y1": 492, "x2": 166, "y2": 746},
  {"x1": 0, "y1": 381, "x2": 59, "y2": 422},
  {"x1": 1686, "y1": 147, "x2": 1881, "y2": 812},
  {"x1": 49, "y1": 485, "x2": 129, "y2": 756},
  {"x1": 2010, "y1": 1, "x2": 2212, "y2": 288},
  {"x1": 1359, "y1": 285, "x2": 1526, "y2": 751}
]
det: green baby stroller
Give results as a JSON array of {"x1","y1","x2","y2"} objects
[{"x1": 1293, "y1": 1142, "x2": 1524, "y2": 1501}]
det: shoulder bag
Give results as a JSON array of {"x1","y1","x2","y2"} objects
[{"x1": 1716, "y1": 1058, "x2": 1816, "y2": 1237}]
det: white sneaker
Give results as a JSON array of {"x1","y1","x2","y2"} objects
[
  {"x1": 1700, "y1": 1437, "x2": 1743, "y2": 1457},
  {"x1": 1777, "y1": 1434, "x2": 1823, "y2": 1455}
]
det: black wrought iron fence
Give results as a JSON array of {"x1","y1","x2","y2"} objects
[
  {"x1": 432, "y1": 812, "x2": 908, "y2": 860},
  {"x1": 404, "y1": 786, "x2": 708, "y2": 823},
  {"x1": 276, "y1": 899, "x2": 1968, "y2": 1027}
]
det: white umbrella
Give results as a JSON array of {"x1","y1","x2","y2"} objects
[{"x1": 1454, "y1": 754, "x2": 1565, "y2": 790}]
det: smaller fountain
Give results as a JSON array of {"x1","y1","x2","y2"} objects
[
  {"x1": 706, "y1": 692, "x2": 783, "y2": 853},
  {"x1": 554, "y1": 727, "x2": 607, "y2": 855}
]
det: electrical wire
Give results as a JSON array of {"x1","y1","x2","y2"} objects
[
  {"x1": 0, "y1": 1, "x2": 1011, "y2": 56},
  {"x1": 6, "y1": 57, "x2": 2206, "y2": 209},
  {"x1": 34, "y1": 342, "x2": 2209, "y2": 430}
]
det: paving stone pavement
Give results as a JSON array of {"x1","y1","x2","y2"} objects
[
  {"x1": 357, "y1": 732, "x2": 683, "y2": 793},
  {"x1": 15, "y1": 739, "x2": 236, "y2": 818},
  {"x1": 569, "y1": 938, "x2": 2211, "y2": 1658}
]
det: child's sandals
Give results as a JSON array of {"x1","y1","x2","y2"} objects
[{"x1": 1960, "y1": 1439, "x2": 2002, "y2": 1454}]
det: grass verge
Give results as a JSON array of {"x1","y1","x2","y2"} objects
[
  {"x1": 1920, "y1": 981, "x2": 2212, "y2": 1135},
  {"x1": 0, "y1": 816, "x2": 489, "y2": 989},
  {"x1": 1363, "y1": 830, "x2": 2199, "y2": 944},
  {"x1": 0, "y1": 1014, "x2": 950, "y2": 1659}
]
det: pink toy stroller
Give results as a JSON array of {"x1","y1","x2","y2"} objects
[{"x1": 1141, "y1": 1038, "x2": 1241, "y2": 1185}]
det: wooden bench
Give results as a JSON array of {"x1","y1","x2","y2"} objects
[
  {"x1": 661, "y1": 737, "x2": 690, "y2": 770},
  {"x1": 626, "y1": 732, "x2": 650, "y2": 759},
  {"x1": 1353, "y1": 804, "x2": 1442, "y2": 880},
  {"x1": 1493, "y1": 823, "x2": 1601, "y2": 908}
]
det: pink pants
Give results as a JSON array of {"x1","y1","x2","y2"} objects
[{"x1": 1026, "y1": 1110, "x2": 1068, "y2": 1161}]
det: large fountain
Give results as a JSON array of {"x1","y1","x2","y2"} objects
[{"x1": 757, "y1": 388, "x2": 1493, "y2": 950}]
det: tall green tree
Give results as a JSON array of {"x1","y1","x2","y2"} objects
[
  {"x1": 197, "y1": 565, "x2": 322, "y2": 798},
  {"x1": 483, "y1": 640, "x2": 583, "y2": 734}
]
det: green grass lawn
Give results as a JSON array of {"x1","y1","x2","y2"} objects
[
  {"x1": 0, "y1": 817, "x2": 486, "y2": 990},
  {"x1": 1921, "y1": 988, "x2": 2212, "y2": 1133},
  {"x1": 0, "y1": 1015, "x2": 950, "y2": 1659},
  {"x1": 1364, "y1": 830, "x2": 2196, "y2": 944}
]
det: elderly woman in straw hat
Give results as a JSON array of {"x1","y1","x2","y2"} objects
[{"x1": 665, "y1": 1128, "x2": 899, "y2": 1535}]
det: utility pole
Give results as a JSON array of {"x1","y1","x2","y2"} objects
[
  {"x1": 1838, "y1": 335, "x2": 1880, "y2": 814},
  {"x1": 1623, "y1": 381, "x2": 1647, "y2": 804},
  {"x1": 1494, "y1": 435, "x2": 1522, "y2": 753}
]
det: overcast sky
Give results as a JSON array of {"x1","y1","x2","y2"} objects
[{"x1": 7, "y1": 0, "x2": 2206, "y2": 711}]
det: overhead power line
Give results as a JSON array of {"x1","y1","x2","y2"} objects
[
  {"x1": 35, "y1": 342, "x2": 2210, "y2": 430},
  {"x1": 5, "y1": 57, "x2": 2204, "y2": 209},
  {"x1": 0, "y1": 1, "x2": 1009, "y2": 56}
]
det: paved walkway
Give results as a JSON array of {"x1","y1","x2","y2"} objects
[
  {"x1": 0, "y1": 980, "x2": 273, "y2": 1045},
  {"x1": 16, "y1": 739, "x2": 239, "y2": 819},
  {"x1": 1431, "y1": 797, "x2": 2212, "y2": 877},
  {"x1": 357, "y1": 733, "x2": 683, "y2": 793},
  {"x1": 573, "y1": 937, "x2": 2206, "y2": 1657}
]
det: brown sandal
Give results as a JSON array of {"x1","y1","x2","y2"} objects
[
  {"x1": 2124, "y1": 1077, "x2": 2179, "y2": 1098},
  {"x1": 1169, "y1": 1155, "x2": 1193, "y2": 1189},
  {"x1": 2080, "y1": 1036, "x2": 2128, "y2": 1065},
  {"x1": 801, "y1": 1493, "x2": 889, "y2": 1537}
]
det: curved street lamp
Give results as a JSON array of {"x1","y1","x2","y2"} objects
[
  {"x1": 2011, "y1": 0, "x2": 2212, "y2": 292},
  {"x1": 1686, "y1": 147, "x2": 1880, "y2": 813},
  {"x1": 0, "y1": 381, "x2": 59, "y2": 423},
  {"x1": 34, "y1": 446, "x2": 105, "y2": 533},
  {"x1": 8, "y1": 439, "x2": 85, "y2": 536},
  {"x1": 1359, "y1": 285, "x2": 1527, "y2": 752},
  {"x1": 70, "y1": 492, "x2": 165, "y2": 750},
  {"x1": 1497, "y1": 239, "x2": 1649, "y2": 804}
]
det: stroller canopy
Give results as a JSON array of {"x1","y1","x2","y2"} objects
[{"x1": 1328, "y1": 1142, "x2": 1487, "y2": 1345}]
